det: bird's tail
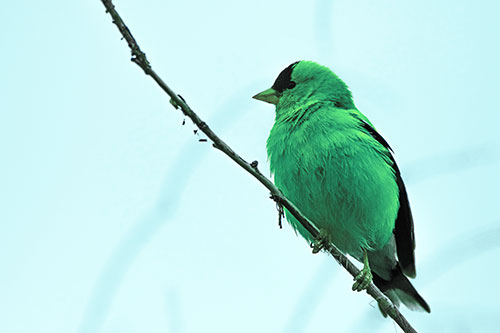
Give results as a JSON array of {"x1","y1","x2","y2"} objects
[{"x1": 372, "y1": 265, "x2": 431, "y2": 316}]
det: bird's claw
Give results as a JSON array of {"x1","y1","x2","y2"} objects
[
  {"x1": 311, "y1": 229, "x2": 329, "y2": 254},
  {"x1": 352, "y1": 265, "x2": 372, "y2": 292}
]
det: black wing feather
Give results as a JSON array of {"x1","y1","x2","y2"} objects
[{"x1": 359, "y1": 120, "x2": 416, "y2": 278}]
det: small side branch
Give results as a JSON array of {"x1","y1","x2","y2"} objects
[{"x1": 99, "y1": 1, "x2": 417, "y2": 332}]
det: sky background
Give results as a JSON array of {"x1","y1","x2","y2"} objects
[{"x1": 1, "y1": 0, "x2": 500, "y2": 332}]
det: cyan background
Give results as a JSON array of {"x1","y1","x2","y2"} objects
[{"x1": 1, "y1": 1, "x2": 499, "y2": 332}]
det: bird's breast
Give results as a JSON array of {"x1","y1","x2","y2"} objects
[{"x1": 266, "y1": 111, "x2": 399, "y2": 255}]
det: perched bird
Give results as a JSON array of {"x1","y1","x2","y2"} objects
[{"x1": 253, "y1": 61, "x2": 430, "y2": 314}]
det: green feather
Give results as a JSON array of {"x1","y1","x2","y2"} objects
[
  {"x1": 259, "y1": 61, "x2": 430, "y2": 313},
  {"x1": 267, "y1": 61, "x2": 398, "y2": 258},
  {"x1": 267, "y1": 99, "x2": 399, "y2": 258}
]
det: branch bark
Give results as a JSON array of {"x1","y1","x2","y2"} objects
[{"x1": 99, "y1": 1, "x2": 418, "y2": 332}]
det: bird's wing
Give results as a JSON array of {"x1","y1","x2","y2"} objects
[{"x1": 353, "y1": 115, "x2": 417, "y2": 278}]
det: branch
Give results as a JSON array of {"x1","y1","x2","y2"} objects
[{"x1": 99, "y1": 1, "x2": 418, "y2": 332}]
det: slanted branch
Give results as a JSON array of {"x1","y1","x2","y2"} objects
[{"x1": 99, "y1": 1, "x2": 418, "y2": 332}]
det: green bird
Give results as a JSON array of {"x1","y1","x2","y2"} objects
[{"x1": 253, "y1": 61, "x2": 430, "y2": 313}]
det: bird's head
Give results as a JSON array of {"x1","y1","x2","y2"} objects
[{"x1": 253, "y1": 61, "x2": 355, "y2": 110}]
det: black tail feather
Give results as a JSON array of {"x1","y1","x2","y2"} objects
[{"x1": 372, "y1": 265, "x2": 430, "y2": 315}]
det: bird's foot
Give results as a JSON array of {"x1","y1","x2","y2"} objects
[
  {"x1": 311, "y1": 229, "x2": 329, "y2": 254},
  {"x1": 352, "y1": 266, "x2": 372, "y2": 291},
  {"x1": 352, "y1": 249, "x2": 372, "y2": 291}
]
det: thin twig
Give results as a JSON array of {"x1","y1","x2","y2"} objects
[{"x1": 99, "y1": 1, "x2": 418, "y2": 332}]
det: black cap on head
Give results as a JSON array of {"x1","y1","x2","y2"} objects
[{"x1": 272, "y1": 61, "x2": 299, "y2": 93}]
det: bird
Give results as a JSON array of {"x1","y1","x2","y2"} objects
[{"x1": 252, "y1": 61, "x2": 430, "y2": 314}]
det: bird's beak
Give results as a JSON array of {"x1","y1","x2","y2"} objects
[{"x1": 252, "y1": 88, "x2": 279, "y2": 105}]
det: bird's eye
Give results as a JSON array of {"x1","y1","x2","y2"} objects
[{"x1": 288, "y1": 81, "x2": 296, "y2": 89}]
